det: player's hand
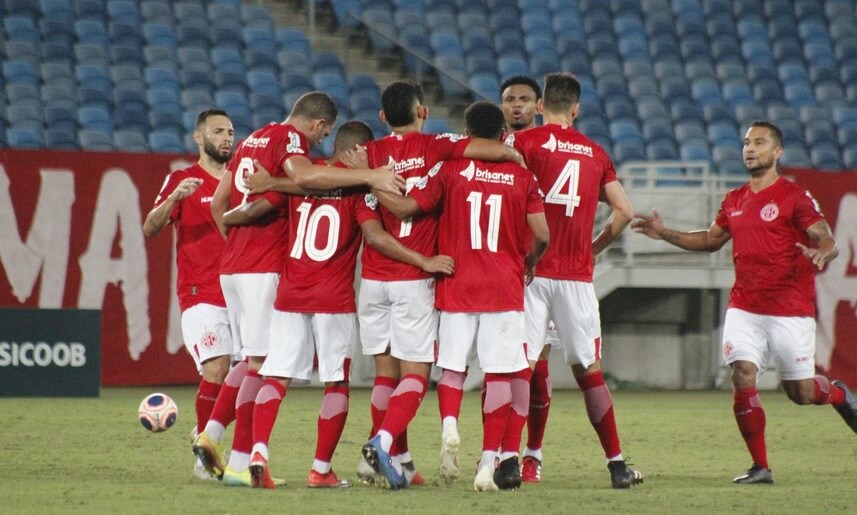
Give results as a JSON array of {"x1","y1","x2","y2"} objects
[
  {"x1": 369, "y1": 165, "x2": 406, "y2": 194},
  {"x1": 524, "y1": 252, "x2": 539, "y2": 285},
  {"x1": 630, "y1": 209, "x2": 665, "y2": 240},
  {"x1": 169, "y1": 177, "x2": 203, "y2": 201},
  {"x1": 341, "y1": 145, "x2": 369, "y2": 169},
  {"x1": 796, "y1": 242, "x2": 831, "y2": 270},
  {"x1": 244, "y1": 159, "x2": 273, "y2": 194},
  {"x1": 421, "y1": 255, "x2": 454, "y2": 275}
]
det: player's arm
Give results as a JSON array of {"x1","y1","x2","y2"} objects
[
  {"x1": 462, "y1": 138, "x2": 526, "y2": 167},
  {"x1": 631, "y1": 209, "x2": 731, "y2": 252},
  {"x1": 222, "y1": 197, "x2": 277, "y2": 227},
  {"x1": 244, "y1": 159, "x2": 311, "y2": 195},
  {"x1": 373, "y1": 190, "x2": 424, "y2": 220},
  {"x1": 525, "y1": 212, "x2": 550, "y2": 285},
  {"x1": 360, "y1": 219, "x2": 454, "y2": 275},
  {"x1": 592, "y1": 181, "x2": 634, "y2": 256},
  {"x1": 142, "y1": 177, "x2": 202, "y2": 237},
  {"x1": 797, "y1": 220, "x2": 839, "y2": 270},
  {"x1": 210, "y1": 171, "x2": 232, "y2": 238},
  {"x1": 285, "y1": 155, "x2": 404, "y2": 194}
]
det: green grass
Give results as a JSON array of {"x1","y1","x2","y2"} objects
[{"x1": 2, "y1": 388, "x2": 855, "y2": 514}]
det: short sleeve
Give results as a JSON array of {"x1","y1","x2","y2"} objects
[
  {"x1": 355, "y1": 192, "x2": 382, "y2": 225},
  {"x1": 409, "y1": 163, "x2": 445, "y2": 213},
  {"x1": 525, "y1": 174, "x2": 545, "y2": 214},
  {"x1": 153, "y1": 171, "x2": 182, "y2": 221},
  {"x1": 714, "y1": 194, "x2": 731, "y2": 233},
  {"x1": 794, "y1": 188, "x2": 825, "y2": 230}
]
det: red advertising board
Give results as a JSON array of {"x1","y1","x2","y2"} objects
[
  {"x1": 0, "y1": 149, "x2": 199, "y2": 385},
  {"x1": 786, "y1": 169, "x2": 857, "y2": 388}
]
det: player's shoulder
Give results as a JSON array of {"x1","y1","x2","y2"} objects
[{"x1": 167, "y1": 163, "x2": 200, "y2": 179}]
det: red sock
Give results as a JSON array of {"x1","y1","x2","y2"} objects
[
  {"x1": 381, "y1": 374, "x2": 428, "y2": 440},
  {"x1": 370, "y1": 376, "x2": 397, "y2": 437},
  {"x1": 252, "y1": 379, "x2": 286, "y2": 450},
  {"x1": 208, "y1": 361, "x2": 248, "y2": 427},
  {"x1": 527, "y1": 359, "x2": 551, "y2": 451},
  {"x1": 438, "y1": 369, "x2": 466, "y2": 421},
  {"x1": 231, "y1": 369, "x2": 262, "y2": 455},
  {"x1": 577, "y1": 371, "x2": 622, "y2": 459},
  {"x1": 813, "y1": 375, "x2": 846, "y2": 405},
  {"x1": 483, "y1": 373, "x2": 512, "y2": 452},
  {"x1": 196, "y1": 379, "x2": 221, "y2": 431},
  {"x1": 733, "y1": 387, "x2": 768, "y2": 469},
  {"x1": 502, "y1": 368, "x2": 532, "y2": 455},
  {"x1": 316, "y1": 384, "x2": 349, "y2": 463}
]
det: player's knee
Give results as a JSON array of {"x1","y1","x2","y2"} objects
[{"x1": 202, "y1": 355, "x2": 231, "y2": 383}]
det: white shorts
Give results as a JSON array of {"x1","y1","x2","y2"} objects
[
  {"x1": 261, "y1": 311, "x2": 356, "y2": 383},
  {"x1": 722, "y1": 308, "x2": 816, "y2": 381},
  {"x1": 437, "y1": 311, "x2": 528, "y2": 373},
  {"x1": 220, "y1": 273, "x2": 278, "y2": 358},
  {"x1": 525, "y1": 278, "x2": 602, "y2": 366},
  {"x1": 358, "y1": 278, "x2": 437, "y2": 362},
  {"x1": 181, "y1": 303, "x2": 233, "y2": 373}
]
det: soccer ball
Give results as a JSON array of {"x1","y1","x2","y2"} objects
[{"x1": 138, "y1": 393, "x2": 178, "y2": 432}]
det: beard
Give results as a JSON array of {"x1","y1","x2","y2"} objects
[
  {"x1": 204, "y1": 140, "x2": 232, "y2": 164},
  {"x1": 509, "y1": 119, "x2": 532, "y2": 131},
  {"x1": 744, "y1": 156, "x2": 774, "y2": 176}
]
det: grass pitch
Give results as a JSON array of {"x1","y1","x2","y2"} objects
[{"x1": 2, "y1": 387, "x2": 855, "y2": 514}]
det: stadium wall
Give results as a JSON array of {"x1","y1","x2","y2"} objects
[{"x1": 1, "y1": 150, "x2": 855, "y2": 388}]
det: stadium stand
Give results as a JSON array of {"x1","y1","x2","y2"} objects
[{"x1": 0, "y1": 0, "x2": 854, "y2": 171}]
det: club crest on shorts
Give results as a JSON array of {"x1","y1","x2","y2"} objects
[
  {"x1": 201, "y1": 331, "x2": 217, "y2": 348},
  {"x1": 723, "y1": 341, "x2": 733, "y2": 358},
  {"x1": 759, "y1": 203, "x2": 779, "y2": 222}
]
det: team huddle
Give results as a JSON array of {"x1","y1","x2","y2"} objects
[{"x1": 143, "y1": 71, "x2": 857, "y2": 492}]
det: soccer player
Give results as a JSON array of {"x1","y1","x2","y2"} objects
[
  {"x1": 506, "y1": 72, "x2": 643, "y2": 489},
  {"x1": 335, "y1": 80, "x2": 524, "y2": 486},
  {"x1": 223, "y1": 118, "x2": 448, "y2": 490},
  {"x1": 500, "y1": 74, "x2": 555, "y2": 483},
  {"x1": 195, "y1": 93, "x2": 402, "y2": 488},
  {"x1": 142, "y1": 108, "x2": 235, "y2": 480},
  {"x1": 367, "y1": 101, "x2": 549, "y2": 491},
  {"x1": 631, "y1": 121, "x2": 857, "y2": 484}
]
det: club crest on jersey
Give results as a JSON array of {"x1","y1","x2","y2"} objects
[
  {"x1": 286, "y1": 132, "x2": 304, "y2": 154},
  {"x1": 759, "y1": 202, "x2": 779, "y2": 222},
  {"x1": 427, "y1": 162, "x2": 443, "y2": 177},
  {"x1": 364, "y1": 193, "x2": 378, "y2": 210},
  {"x1": 415, "y1": 176, "x2": 429, "y2": 190},
  {"x1": 504, "y1": 133, "x2": 516, "y2": 146},
  {"x1": 541, "y1": 133, "x2": 593, "y2": 157}
]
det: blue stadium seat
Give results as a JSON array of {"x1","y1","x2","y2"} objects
[
  {"x1": 40, "y1": 62, "x2": 76, "y2": 91},
  {"x1": 4, "y1": 16, "x2": 40, "y2": 45},
  {"x1": 79, "y1": 129, "x2": 115, "y2": 150},
  {"x1": 148, "y1": 130, "x2": 185, "y2": 153},
  {"x1": 469, "y1": 73, "x2": 500, "y2": 103},
  {"x1": 75, "y1": 43, "x2": 110, "y2": 67},
  {"x1": 77, "y1": 105, "x2": 113, "y2": 133},
  {"x1": 241, "y1": 4, "x2": 275, "y2": 31},
  {"x1": 810, "y1": 142, "x2": 844, "y2": 170},
  {"x1": 114, "y1": 129, "x2": 148, "y2": 152},
  {"x1": 6, "y1": 127, "x2": 44, "y2": 148},
  {"x1": 43, "y1": 105, "x2": 77, "y2": 133},
  {"x1": 107, "y1": 0, "x2": 143, "y2": 26},
  {"x1": 145, "y1": 66, "x2": 179, "y2": 92},
  {"x1": 3, "y1": 60, "x2": 39, "y2": 88},
  {"x1": 41, "y1": 85, "x2": 78, "y2": 110},
  {"x1": 781, "y1": 146, "x2": 812, "y2": 167},
  {"x1": 247, "y1": 70, "x2": 282, "y2": 97},
  {"x1": 331, "y1": 0, "x2": 362, "y2": 29},
  {"x1": 76, "y1": 0, "x2": 108, "y2": 22},
  {"x1": 140, "y1": 1, "x2": 172, "y2": 25},
  {"x1": 44, "y1": 128, "x2": 78, "y2": 149},
  {"x1": 143, "y1": 45, "x2": 178, "y2": 68},
  {"x1": 177, "y1": 21, "x2": 211, "y2": 50}
]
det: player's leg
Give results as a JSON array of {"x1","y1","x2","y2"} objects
[
  {"x1": 722, "y1": 308, "x2": 773, "y2": 485},
  {"x1": 557, "y1": 281, "x2": 642, "y2": 489},
  {"x1": 307, "y1": 313, "x2": 354, "y2": 488},
  {"x1": 250, "y1": 310, "x2": 311, "y2": 488},
  {"x1": 522, "y1": 279, "x2": 552, "y2": 481},
  {"x1": 356, "y1": 278, "x2": 395, "y2": 484},
  {"x1": 768, "y1": 315, "x2": 856, "y2": 431},
  {"x1": 476, "y1": 311, "x2": 530, "y2": 491},
  {"x1": 222, "y1": 356, "x2": 265, "y2": 486},
  {"x1": 436, "y1": 311, "x2": 476, "y2": 484}
]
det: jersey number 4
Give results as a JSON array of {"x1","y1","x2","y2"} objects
[
  {"x1": 467, "y1": 192, "x2": 502, "y2": 252},
  {"x1": 290, "y1": 202, "x2": 339, "y2": 262},
  {"x1": 546, "y1": 159, "x2": 581, "y2": 217}
]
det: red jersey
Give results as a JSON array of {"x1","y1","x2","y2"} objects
[
  {"x1": 220, "y1": 123, "x2": 308, "y2": 275},
  {"x1": 409, "y1": 159, "x2": 545, "y2": 312},
  {"x1": 271, "y1": 164, "x2": 374, "y2": 313},
  {"x1": 715, "y1": 176, "x2": 824, "y2": 316},
  {"x1": 507, "y1": 124, "x2": 617, "y2": 282},
  {"x1": 360, "y1": 131, "x2": 470, "y2": 281},
  {"x1": 153, "y1": 163, "x2": 226, "y2": 312}
]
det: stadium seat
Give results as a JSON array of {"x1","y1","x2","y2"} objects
[
  {"x1": 6, "y1": 127, "x2": 44, "y2": 148},
  {"x1": 44, "y1": 128, "x2": 78, "y2": 149},
  {"x1": 79, "y1": 129, "x2": 115, "y2": 150},
  {"x1": 148, "y1": 130, "x2": 185, "y2": 153}
]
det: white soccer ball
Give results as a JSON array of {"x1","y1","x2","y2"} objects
[{"x1": 138, "y1": 393, "x2": 179, "y2": 432}]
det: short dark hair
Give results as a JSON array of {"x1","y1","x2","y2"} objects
[
  {"x1": 465, "y1": 101, "x2": 506, "y2": 140},
  {"x1": 499, "y1": 75, "x2": 541, "y2": 100},
  {"x1": 290, "y1": 91, "x2": 338, "y2": 125},
  {"x1": 333, "y1": 120, "x2": 374, "y2": 153},
  {"x1": 381, "y1": 81, "x2": 424, "y2": 127},
  {"x1": 748, "y1": 120, "x2": 784, "y2": 148},
  {"x1": 542, "y1": 72, "x2": 581, "y2": 113},
  {"x1": 196, "y1": 108, "x2": 229, "y2": 129}
]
